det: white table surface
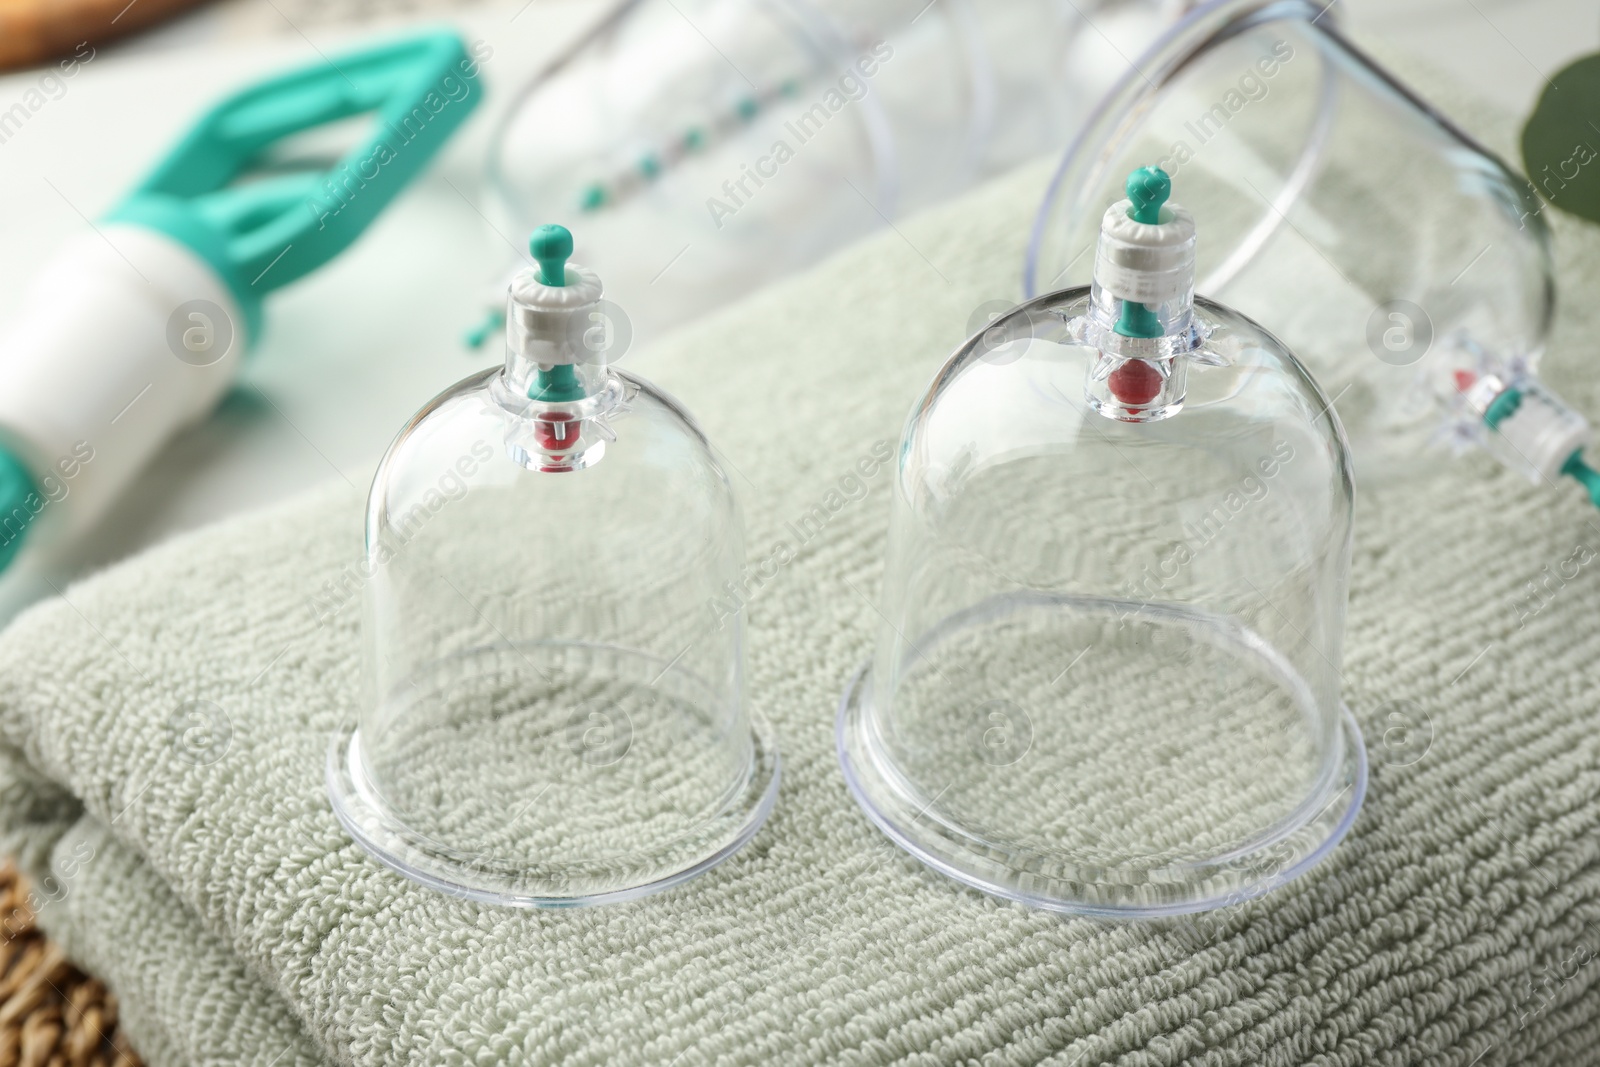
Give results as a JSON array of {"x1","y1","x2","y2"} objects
[{"x1": 0, "y1": 0, "x2": 1592, "y2": 609}]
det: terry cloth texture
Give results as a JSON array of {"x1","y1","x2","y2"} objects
[{"x1": 3, "y1": 48, "x2": 1600, "y2": 1067}]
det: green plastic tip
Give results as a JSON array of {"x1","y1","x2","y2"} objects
[
  {"x1": 683, "y1": 127, "x2": 705, "y2": 150},
  {"x1": 578, "y1": 183, "x2": 606, "y2": 212},
  {"x1": 1562, "y1": 450, "x2": 1600, "y2": 510},
  {"x1": 530, "y1": 224, "x2": 573, "y2": 286},
  {"x1": 735, "y1": 96, "x2": 759, "y2": 120},
  {"x1": 638, "y1": 154, "x2": 661, "y2": 179},
  {"x1": 1126, "y1": 166, "x2": 1171, "y2": 225},
  {"x1": 530, "y1": 363, "x2": 587, "y2": 403}
]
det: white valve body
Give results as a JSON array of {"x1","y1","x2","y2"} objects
[
  {"x1": 506, "y1": 263, "x2": 603, "y2": 366},
  {"x1": 0, "y1": 224, "x2": 246, "y2": 541},
  {"x1": 1493, "y1": 382, "x2": 1591, "y2": 483},
  {"x1": 1092, "y1": 199, "x2": 1197, "y2": 306}
]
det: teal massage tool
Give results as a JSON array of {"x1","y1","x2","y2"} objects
[{"x1": 0, "y1": 30, "x2": 482, "y2": 572}]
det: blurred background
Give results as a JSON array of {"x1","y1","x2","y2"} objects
[{"x1": 0, "y1": 0, "x2": 1590, "y2": 580}]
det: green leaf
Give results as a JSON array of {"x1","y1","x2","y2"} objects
[{"x1": 1522, "y1": 53, "x2": 1600, "y2": 225}]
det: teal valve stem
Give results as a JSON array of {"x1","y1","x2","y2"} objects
[
  {"x1": 1114, "y1": 167, "x2": 1173, "y2": 339},
  {"x1": 530, "y1": 224, "x2": 573, "y2": 287},
  {"x1": 1483, "y1": 387, "x2": 1523, "y2": 429},
  {"x1": 1116, "y1": 300, "x2": 1165, "y2": 339},
  {"x1": 525, "y1": 224, "x2": 590, "y2": 403},
  {"x1": 532, "y1": 364, "x2": 586, "y2": 403},
  {"x1": 1561, "y1": 450, "x2": 1600, "y2": 510}
]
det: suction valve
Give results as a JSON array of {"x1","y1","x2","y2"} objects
[
  {"x1": 1084, "y1": 167, "x2": 1201, "y2": 422},
  {"x1": 502, "y1": 224, "x2": 615, "y2": 470}
]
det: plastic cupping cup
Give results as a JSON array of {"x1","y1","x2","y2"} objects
[
  {"x1": 839, "y1": 168, "x2": 1366, "y2": 916},
  {"x1": 1027, "y1": 0, "x2": 1566, "y2": 492},
  {"x1": 329, "y1": 225, "x2": 779, "y2": 906},
  {"x1": 485, "y1": 0, "x2": 1177, "y2": 342}
]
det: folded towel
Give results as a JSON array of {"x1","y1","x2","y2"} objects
[{"x1": 4, "y1": 48, "x2": 1600, "y2": 1067}]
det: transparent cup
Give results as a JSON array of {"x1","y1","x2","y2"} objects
[
  {"x1": 485, "y1": 0, "x2": 1180, "y2": 342},
  {"x1": 1026, "y1": 0, "x2": 1557, "y2": 485},
  {"x1": 329, "y1": 240, "x2": 779, "y2": 906}
]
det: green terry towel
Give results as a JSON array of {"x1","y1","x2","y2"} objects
[{"x1": 4, "y1": 50, "x2": 1600, "y2": 1067}]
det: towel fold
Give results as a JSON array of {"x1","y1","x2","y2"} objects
[{"x1": 3, "y1": 49, "x2": 1600, "y2": 1067}]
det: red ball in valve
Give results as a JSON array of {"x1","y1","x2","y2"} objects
[
  {"x1": 533, "y1": 411, "x2": 579, "y2": 452},
  {"x1": 1108, "y1": 359, "x2": 1163, "y2": 406}
]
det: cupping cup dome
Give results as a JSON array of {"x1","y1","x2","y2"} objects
[
  {"x1": 328, "y1": 225, "x2": 779, "y2": 906},
  {"x1": 838, "y1": 169, "x2": 1366, "y2": 916}
]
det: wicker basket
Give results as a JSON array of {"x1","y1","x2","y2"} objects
[{"x1": 0, "y1": 862, "x2": 141, "y2": 1067}]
